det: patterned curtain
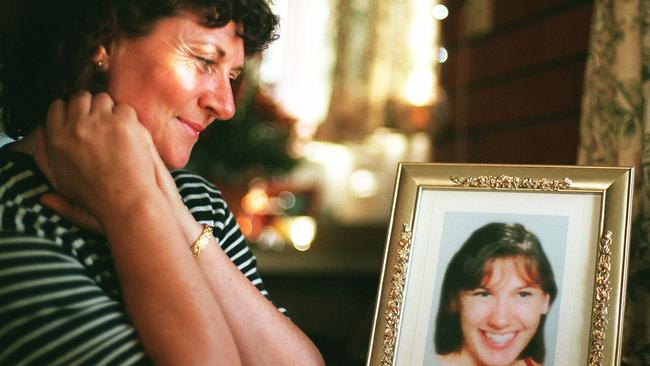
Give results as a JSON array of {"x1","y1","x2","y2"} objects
[{"x1": 578, "y1": 0, "x2": 650, "y2": 364}]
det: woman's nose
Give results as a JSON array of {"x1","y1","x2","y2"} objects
[
  {"x1": 198, "y1": 77, "x2": 236, "y2": 121},
  {"x1": 487, "y1": 299, "x2": 511, "y2": 328}
]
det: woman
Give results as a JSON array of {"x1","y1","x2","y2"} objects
[
  {"x1": 434, "y1": 223, "x2": 558, "y2": 366},
  {"x1": 0, "y1": 1, "x2": 324, "y2": 365}
]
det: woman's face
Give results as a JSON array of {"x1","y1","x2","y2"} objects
[
  {"x1": 105, "y1": 14, "x2": 244, "y2": 170},
  {"x1": 457, "y1": 257, "x2": 550, "y2": 366}
]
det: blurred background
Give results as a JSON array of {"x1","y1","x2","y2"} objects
[{"x1": 186, "y1": 1, "x2": 601, "y2": 365}]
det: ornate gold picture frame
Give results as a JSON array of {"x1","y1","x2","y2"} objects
[{"x1": 366, "y1": 163, "x2": 633, "y2": 366}]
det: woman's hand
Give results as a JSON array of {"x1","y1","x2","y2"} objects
[
  {"x1": 38, "y1": 92, "x2": 160, "y2": 224},
  {"x1": 36, "y1": 91, "x2": 202, "y2": 241},
  {"x1": 145, "y1": 134, "x2": 205, "y2": 241}
]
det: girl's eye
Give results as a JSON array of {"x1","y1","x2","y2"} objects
[
  {"x1": 472, "y1": 289, "x2": 490, "y2": 298},
  {"x1": 517, "y1": 291, "x2": 533, "y2": 298}
]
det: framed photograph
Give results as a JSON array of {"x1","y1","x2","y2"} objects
[{"x1": 366, "y1": 163, "x2": 633, "y2": 366}]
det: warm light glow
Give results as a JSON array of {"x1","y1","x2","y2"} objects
[
  {"x1": 241, "y1": 187, "x2": 269, "y2": 215},
  {"x1": 237, "y1": 217, "x2": 253, "y2": 237},
  {"x1": 289, "y1": 216, "x2": 316, "y2": 251},
  {"x1": 403, "y1": 68, "x2": 436, "y2": 106},
  {"x1": 399, "y1": 0, "x2": 439, "y2": 106},
  {"x1": 303, "y1": 142, "x2": 353, "y2": 177},
  {"x1": 260, "y1": 0, "x2": 332, "y2": 138},
  {"x1": 349, "y1": 169, "x2": 379, "y2": 198},
  {"x1": 292, "y1": 131, "x2": 431, "y2": 225},
  {"x1": 366, "y1": 129, "x2": 410, "y2": 162},
  {"x1": 432, "y1": 4, "x2": 449, "y2": 20}
]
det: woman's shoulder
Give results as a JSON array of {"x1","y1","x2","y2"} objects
[
  {"x1": 171, "y1": 170, "x2": 227, "y2": 205},
  {"x1": 171, "y1": 170, "x2": 238, "y2": 235},
  {"x1": 0, "y1": 145, "x2": 50, "y2": 205},
  {"x1": 0, "y1": 228, "x2": 149, "y2": 365},
  {"x1": 171, "y1": 170, "x2": 222, "y2": 193},
  {"x1": 0, "y1": 146, "x2": 45, "y2": 185}
]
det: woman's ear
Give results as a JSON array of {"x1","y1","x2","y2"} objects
[{"x1": 92, "y1": 45, "x2": 110, "y2": 70}]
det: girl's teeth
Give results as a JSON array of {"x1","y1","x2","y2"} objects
[{"x1": 486, "y1": 332, "x2": 515, "y2": 344}]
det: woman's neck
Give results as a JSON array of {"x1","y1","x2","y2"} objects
[{"x1": 438, "y1": 349, "x2": 529, "y2": 366}]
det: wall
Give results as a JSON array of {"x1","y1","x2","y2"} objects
[{"x1": 435, "y1": 0, "x2": 594, "y2": 164}]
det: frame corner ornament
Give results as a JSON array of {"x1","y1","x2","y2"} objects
[
  {"x1": 589, "y1": 230, "x2": 613, "y2": 366},
  {"x1": 380, "y1": 224, "x2": 413, "y2": 366},
  {"x1": 450, "y1": 175, "x2": 573, "y2": 191}
]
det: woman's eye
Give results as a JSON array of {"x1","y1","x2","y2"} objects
[
  {"x1": 196, "y1": 56, "x2": 216, "y2": 71},
  {"x1": 517, "y1": 291, "x2": 532, "y2": 298},
  {"x1": 472, "y1": 290, "x2": 490, "y2": 298}
]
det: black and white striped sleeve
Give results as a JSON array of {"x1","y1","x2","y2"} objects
[
  {"x1": 173, "y1": 171, "x2": 287, "y2": 315},
  {"x1": 0, "y1": 232, "x2": 150, "y2": 366}
]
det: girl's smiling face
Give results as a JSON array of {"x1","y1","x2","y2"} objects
[{"x1": 457, "y1": 257, "x2": 550, "y2": 366}]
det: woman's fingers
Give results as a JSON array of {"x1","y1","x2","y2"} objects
[
  {"x1": 90, "y1": 92, "x2": 116, "y2": 115},
  {"x1": 66, "y1": 91, "x2": 93, "y2": 125},
  {"x1": 113, "y1": 102, "x2": 138, "y2": 122},
  {"x1": 40, "y1": 91, "x2": 159, "y2": 221},
  {"x1": 45, "y1": 99, "x2": 66, "y2": 133}
]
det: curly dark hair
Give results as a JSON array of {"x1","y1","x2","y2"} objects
[
  {"x1": 0, "y1": 0, "x2": 279, "y2": 138},
  {"x1": 434, "y1": 222, "x2": 558, "y2": 364}
]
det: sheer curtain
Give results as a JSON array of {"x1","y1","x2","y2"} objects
[
  {"x1": 317, "y1": 0, "x2": 439, "y2": 141},
  {"x1": 260, "y1": 0, "x2": 333, "y2": 138},
  {"x1": 578, "y1": 0, "x2": 650, "y2": 364}
]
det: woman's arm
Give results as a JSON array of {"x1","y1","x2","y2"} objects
[
  {"x1": 101, "y1": 195, "x2": 241, "y2": 365},
  {"x1": 174, "y1": 213, "x2": 324, "y2": 365},
  {"x1": 200, "y1": 233, "x2": 325, "y2": 365},
  {"x1": 146, "y1": 142, "x2": 324, "y2": 364},
  {"x1": 45, "y1": 163, "x2": 324, "y2": 365},
  {"x1": 151, "y1": 157, "x2": 324, "y2": 365},
  {"x1": 37, "y1": 93, "x2": 241, "y2": 365}
]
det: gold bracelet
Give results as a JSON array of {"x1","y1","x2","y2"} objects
[{"x1": 191, "y1": 224, "x2": 212, "y2": 257}]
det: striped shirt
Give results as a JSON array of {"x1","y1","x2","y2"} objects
[{"x1": 0, "y1": 148, "x2": 282, "y2": 365}]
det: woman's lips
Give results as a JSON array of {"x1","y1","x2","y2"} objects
[{"x1": 177, "y1": 117, "x2": 204, "y2": 136}]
